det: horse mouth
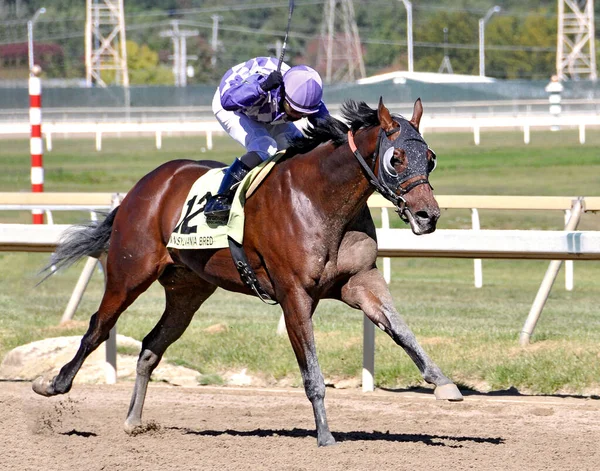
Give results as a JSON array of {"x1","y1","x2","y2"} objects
[{"x1": 403, "y1": 207, "x2": 437, "y2": 235}]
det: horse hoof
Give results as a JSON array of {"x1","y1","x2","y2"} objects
[
  {"x1": 124, "y1": 421, "x2": 160, "y2": 436},
  {"x1": 434, "y1": 383, "x2": 463, "y2": 401},
  {"x1": 124, "y1": 421, "x2": 143, "y2": 436},
  {"x1": 32, "y1": 376, "x2": 55, "y2": 397},
  {"x1": 317, "y1": 434, "x2": 337, "y2": 447}
]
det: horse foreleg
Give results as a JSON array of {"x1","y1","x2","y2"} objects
[
  {"x1": 124, "y1": 268, "x2": 216, "y2": 433},
  {"x1": 340, "y1": 268, "x2": 463, "y2": 401},
  {"x1": 32, "y1": 265, "x2": 160, "y2": 397},
  {"x1": 281, "y1": 290, "x2": 336, "y2": 447}
]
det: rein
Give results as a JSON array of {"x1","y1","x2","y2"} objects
[
  {"x1": 348, "y1": 127, "x2": 431, "y2": 219},
  {"x1": 347, "y1": 129, "x2": 405, "y2": 213}
]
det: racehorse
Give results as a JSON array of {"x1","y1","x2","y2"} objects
[{"x1": 32, "y1": 98, "x2": 462, "y2": 447}]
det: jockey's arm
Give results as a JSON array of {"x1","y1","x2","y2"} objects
[{"x1": 220, "y1": 74, "x2": 270, "y2": 111}]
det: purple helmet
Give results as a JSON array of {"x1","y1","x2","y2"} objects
[{"x1": 283, "y1": 65, "x2": 323, "y2": 114}]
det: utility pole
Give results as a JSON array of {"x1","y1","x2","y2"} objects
[
  {"x1": 211, "y1": 15, "x2": 222, "y2": 68},
  {"x1": 438, "y1": 27, "x2": 453, "y2": 74},
  {"x1": 557, "y1": 0, "x2": 597, "y2": 80},
  {"x1": 318, "y1": 0, "x2": 365, "y2": 83},
  {"x1": 478, "y1": 6, "x2": 501, "y2": 77},
  {"x1": 160, "y1": 20, "x2": 199, "y2": 86},
  {"x1": 399, "y1": 0, "x2": 413, "y2": 73},
  {"x1": 27, "y1": 7, "x2": 46, "y2": 74}
]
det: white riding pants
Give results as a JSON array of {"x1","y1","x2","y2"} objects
[{"x1": 212, "y1": 90, "x2": 303, "y2": 161}]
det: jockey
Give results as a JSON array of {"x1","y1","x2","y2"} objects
[{"x1": 204, "y1": 56, "x2": 329, "y2": 222}]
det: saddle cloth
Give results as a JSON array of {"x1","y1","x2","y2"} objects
[{"x1": 167, "y1": 153, "x2": 282, "y2": 250}]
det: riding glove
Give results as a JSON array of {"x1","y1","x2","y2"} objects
[{"x1": 260, "y1": 71, "x2": 284, "y2": 92}]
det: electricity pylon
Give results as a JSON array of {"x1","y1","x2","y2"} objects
[
  {"x1": 557, "y1": 0, "x2": 597, "y2": 80},
  {"x1": 85, "y1": 0, "x2": 129, "y2": 87},
  {"x1": 318, "y1": 0, "x2": 366, "y2": 83}
]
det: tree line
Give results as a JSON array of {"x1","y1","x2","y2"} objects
[{"x1": 0, "y1": 0, "x2": 594, "y2": 84}]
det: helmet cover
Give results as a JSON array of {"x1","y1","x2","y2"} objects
[{"x1": 283, "y1": 65, "x2": 323, "y2": 114}]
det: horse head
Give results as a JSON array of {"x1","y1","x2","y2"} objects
[{"x1": 373, "y1": 97, "x2": 439, "y2": 235}]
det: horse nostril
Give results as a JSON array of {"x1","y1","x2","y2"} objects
[{"x1": 415, "y1": 210, "x2": 431, "y2": 220}]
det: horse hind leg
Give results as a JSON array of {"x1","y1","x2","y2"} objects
[
  {"x1": 124, "y1": 266, "x2": 217, "y2": 434},
  {"x1": 339, "y1": 268, "x2": 463, "y2": 401},
  {"x1": 32, "y1": 257, "x2": 163, "y2": 397}
]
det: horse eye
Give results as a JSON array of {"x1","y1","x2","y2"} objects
[{"x1": 382, "y1": 147, "x2": 397, "y2": 176}]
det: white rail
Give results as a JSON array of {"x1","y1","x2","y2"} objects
[
  {"x1": 0, "y1": 99, "x2": 599, "y2": 123},
  {"x1": 0, "y1": 121, "x2": 225, "y2": 152},
  {"x1": 2, "y1": 193, "x2": 599, "y2": 391},
  {"x1": 375, "y1": 228, "x2": 600, "y2": 260},
  {"x1": 1, "y1": 113, "x2": 600, "y2": 149}
]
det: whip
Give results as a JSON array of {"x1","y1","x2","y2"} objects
[{"x1": 276, "y1": 0, "x2": 295, "y2": 73}]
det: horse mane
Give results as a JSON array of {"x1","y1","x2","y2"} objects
[
  {"x1": 340, "y1": 100, "x2": 381, "y2": 133},
  {"x1": 286, "y1": 114, "x2": 348, "y2": 157},
  {"x1": 286, "y1": 100, "x2": 383, "y2": 158}
]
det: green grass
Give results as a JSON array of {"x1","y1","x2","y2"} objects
[{"x1": 1, "y1": 130, "x2": 599, "y2": 395}]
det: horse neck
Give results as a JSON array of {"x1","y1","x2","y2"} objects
[{"x1": 302, "y1": 126, "x2": 379, "y2": 222}]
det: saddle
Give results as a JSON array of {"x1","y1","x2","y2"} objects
[
  {"x1": 167, "y1": 153, "x2": 282, "y2": 251},
  {"x1": 167, "y1": 153, "x2": 285, "y2": 304}
]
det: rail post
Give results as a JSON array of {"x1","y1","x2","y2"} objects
[
  {"x1": 472, "y1": 208, "x2": 483, "y2": 288},
  {"x1": 519, "y1": 198, "x2": 584, "y2": 346}
]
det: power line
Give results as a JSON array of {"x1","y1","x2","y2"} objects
[
  {"x1": 0, "y1": 19, "x2": 558, "y2": 54},
  {"x1": 0, "y1": 1, "x2": 569, "y2": 26},
  {"x1": 123, "y1": 0, "x2": 327, "y2": 18}
]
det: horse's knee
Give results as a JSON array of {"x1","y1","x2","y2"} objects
[
  {"x1": 137, "y1": 348, "x2": 160, "y2": 375},
  {"x1": 136, "y1": 349, "x2": 160, "y2": 377},
  {"x1": 303, "y1": 374, "x2": 326, "y2": 403}
]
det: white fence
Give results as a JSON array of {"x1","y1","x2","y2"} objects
[
  {"x1": 1, "y1": 192, "x2": 599, "y2": 390},
  {"x1": 1, "y1": 99, "x2": 600, "y2": 123},
  {"x1": 2, "y1": 112, "x2": 600, "y2": 149},
  {"x1": 0, "y1": 121, "x2": 225, "y2": 152}
]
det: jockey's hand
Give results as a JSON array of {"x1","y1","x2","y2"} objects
[{"x1": 260, "y1": 71, "x2": 284, "y2": 92}]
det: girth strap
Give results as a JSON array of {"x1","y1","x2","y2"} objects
[{"x1": 228, "y1": 236, "x2": 278, "y2": 305}]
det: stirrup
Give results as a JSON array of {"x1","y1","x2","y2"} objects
[
  {"x1": 204, "y1": 195, "x2": 231, "y2": 225},
  {"x1": 203, "y1": 156, "x2": 253, "y2": 225},
  {"x1": 205, "y1": 211, "x2": 229, "y2": 226}
]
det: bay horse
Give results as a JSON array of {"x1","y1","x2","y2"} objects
[{"x1": 33, "y1": 98, "x2": 462, "y2": 446}]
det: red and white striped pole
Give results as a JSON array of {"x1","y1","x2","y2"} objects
[{"x1": 29, "y1": 65, "x2": 44, "y2": 224}]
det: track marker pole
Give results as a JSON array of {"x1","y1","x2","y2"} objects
[{"x1": 29, "y1": 70, "x2": 44, "y2": 224}]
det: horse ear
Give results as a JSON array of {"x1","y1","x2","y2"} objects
[
  {"x1": 410, "y1": 98, "x2": 423, "y2": 131},
  {"x1": 377, "y1": 96, "x2": 394, "y2": 132}
]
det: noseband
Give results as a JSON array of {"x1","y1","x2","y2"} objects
[{"x1": 347, "y1": 120, "x2": 432, "y2": 221}]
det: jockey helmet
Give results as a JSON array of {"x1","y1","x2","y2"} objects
[{"x1": 283, "y1": 65, "x2": 323, "y2": 114}]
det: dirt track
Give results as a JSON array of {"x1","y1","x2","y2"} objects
[{"x1": 1, "y1": 381, "x2": 599, "y2": 470}]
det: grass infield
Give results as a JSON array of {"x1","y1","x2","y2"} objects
[{"x1": 0, "y1": 128, "x2": 599, "y2": 394}]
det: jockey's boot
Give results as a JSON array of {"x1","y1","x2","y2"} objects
[{"x1": 204, "y1": 157, "x2": 252, "y2": 225}]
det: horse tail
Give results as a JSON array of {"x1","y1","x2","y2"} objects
[{"x1": 39, "y1": 207, "x2": 119, "y2": 281}]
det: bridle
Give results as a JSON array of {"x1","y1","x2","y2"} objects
[{"x1": 347, "y1": 118, "x2": 434, "y2": 222}]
